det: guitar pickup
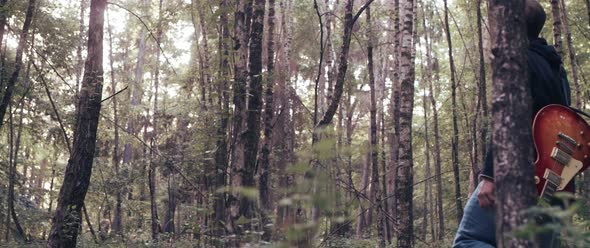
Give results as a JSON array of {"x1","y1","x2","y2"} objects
[
  {"x1": 558, "y1": 132, "x2": 578, "y2": 147},
  {"x1": 551, "y1": 147, "x2": 572, "y2": 165},
  {"x1": 543, "y1": 169, "x2": 562, "y2": 187},
  {"x1": 556, "y1": 141, "x2": 574, "y2": 155}
]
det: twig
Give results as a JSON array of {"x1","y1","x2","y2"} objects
[
  {"x1": 33, "y1": 62, "x2": 72, "y2": 153},
  {"x1": 100, "y1": 86, "x2": 128, "y2": 103}
]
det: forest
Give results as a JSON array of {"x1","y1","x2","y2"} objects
[{"x1": 0, "y1": 0, "x2": 589, "y2": 247}]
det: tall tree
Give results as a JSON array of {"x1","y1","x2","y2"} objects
[
  {"x1": 150, "y1": 0, "x2": 164, "y2": 239},
  {"x1": 550, "y1": 0, "x2": 563, "y2": 57},
  {"x1": 367, "y1": 6, "x2": 385, "y2": 247},
  {"x1": 396, "y1": 0, "x2": 415, "y2": 246},
  {"x1": 0, "y1": 0, "x2": 35, "y2": 131},
  {"x1": 488, "y1": 0, "x2": 536, "y2": 246},
  {"x1": 231, "y1": 0, "x2": 253, "y2": 195},
  {"x1": 260, "y1": 0, "x2": 276, "y2": 215},
  {"x1": 0, "y1": 0, "x2": 8, "y2": 54},
  {"x1": 442, "y1": 0, "x2": 463, "y2": 223},
  {"x1": 106, "y1": 8, "x2": 123, "y2": 236},
  {"x1": 47, "y1": 0, "x2": 106, "y2": 246},
  {"x1": 560, "y1": 0, "x2": 580, "y2": 108},
  {"x1": 476, "y1": 0, "x2": 488, "y2": 173},
  {"x1": 239, "y1": 0, "x2": 265, "y2": 223},
  {"x1": 76, "y1": 0, "x2": 87, "y2": 93}
]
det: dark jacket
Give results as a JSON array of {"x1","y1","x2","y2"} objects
[{"x1": 480, "y1": 37, "x2": 571, "y2": 180}]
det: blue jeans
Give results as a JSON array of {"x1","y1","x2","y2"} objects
[{"x1": 453, "y1": 182, "x2": 560, "y2": 248}]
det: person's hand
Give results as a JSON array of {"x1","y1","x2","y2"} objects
[{"x1": 477, "y1": 178, "x2": 495, "y2": 208}]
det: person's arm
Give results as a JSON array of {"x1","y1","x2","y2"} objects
[{"x1": 478, "y1": 141, "x2": 495, "y2": 208}]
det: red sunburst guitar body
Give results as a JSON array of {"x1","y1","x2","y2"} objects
[{"x1": 533, "y1": 104, "x2": 590, "y2": 203}]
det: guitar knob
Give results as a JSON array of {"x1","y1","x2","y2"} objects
[
  {"x1": 581, "y1": 131, "x2": 585, "y2": 135},
  {"x1": 534, "y1": 176, "x2": 540, "y2": 184}
]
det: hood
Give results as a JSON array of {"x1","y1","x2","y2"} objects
[{"x1": 529, "y1": 37, "x2": 562, "y2": 66}]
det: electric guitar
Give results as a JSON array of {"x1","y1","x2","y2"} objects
[{"x1": 534, "y1": 104, "x2": 590, "y2": 203}]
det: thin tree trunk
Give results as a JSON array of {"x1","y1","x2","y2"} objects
[
  {"x1": 476, "y1": 0, "x2": 487, "y2": 181},
  {"x1": 76, "y1": 0, "x2": 87, "y2": 94},
  {"x1": 388, "y1": 0, "x2": 402, "y2": 233},
  {"x1": 47, "y1": 0, "x2": 106, "y2": 246},
  {"x1": 106, "y1": 8, "x2": 123, "y2": 236},
  {"x1": 259, "y1": 0, "x2": 276, "y2": 241},
  {"x1": 316, "y1": 0, "x2": 374, "y2": 127},
  {"x1": 550, "y1": 0, "x2": 564, "y2": 57},
  {"x1": 396, "y1": 0, "x2": 415, "y2": 246},
  {"x1": 231, "y1": 0, "x2": 253, "y2": 200},
  {"x1": 355, "y1": 150, "x2": 370, "y2": 237},
  {"x1": 239, "y1": 0, "x2": 266, "y2": 227},
  {"x1": 442, "y1": 0, "x2": 463, "y2": 224},
  {"x1": 488, "y1": 0, "x2": 537, "y2": 246},
  {"x1": 367, "y1": 6, "x2": 385, "y2": 247},
  {"x1": 148, "y1": 0, "x2": 164, "y2": 240},
  {"x1": 0, "y1": 0, "x2": 35, "y2": 131},
  {"x1": 213, "y1": 0, "x2": 231, "y2": 238},
  {"x1": 6, "y1": 105, "x2": 26, "y2": 241},
  {"x1": 560, "y1": 0, "x2": 580, "y2": 108},
  {"x1": 0, "y1": 0, "x2": 9, "y2": 54}
]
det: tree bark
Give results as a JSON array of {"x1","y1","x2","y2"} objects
[
  {"x1": 560, "y1": 0, "x2": 580, "y2": 108},
  {"x1": 550, "y1": 0, "x2": 564, "y2": 57},
  {"x1": 316, "y1": 0, "x2": 374, "y2": 128},
  {"x1": 476, "y1": 0, "x2": 488, "y2": 178},
  {"x1": 259, "y1": 0, "x2": 276, "y2": 215},
  {"x1": 239, "y1": 0, "x2": 265, "y2": 226},
  {"x1": 442, "y1": 0, "x2": 463, "y2": 223},
  {"x1": 213, "y1": 0, "x2": 231, "y2": 238},
  {"x1": 76, "y1": 0, "x2": 87, "y2": 94},
  {"x1": 488, "y1": 0, "x2": 537, "y2": 246},
  {"x1": 106, "y1": 8, "x2": 123, "y2": 236},
  {"x1": 47, "y1": 0, "x2": 106, "y2": 246},
  {"x1": 0, "y1": 0, "x2": 9, "y2": 54},
  {"x1": 259, "y1": 0, "x2": 276, "y2": 241},
  {"x1": 231, "y1": 0, "x2": 253, "y2": 198},
  {"x1": 396, "y1": 0, "x2": 415, "y2": 246},
  {"x1": 0, "y1": 0, "x2": 35, "y2": 131},
  {"x1": 367, "y1": 6, "x2": 385, "y2": 247}
]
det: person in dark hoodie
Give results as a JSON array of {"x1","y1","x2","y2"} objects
[{"x1": 453, "y1": 0, "x2": 571, "y2": 247}]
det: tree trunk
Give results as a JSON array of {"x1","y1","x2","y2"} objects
[
  {"x1": 550, "y1": 0, "x2": 564, "y2": 57},
  {"x1": 259, "y1": 0, "x2": 276, "y2": 241},
  {"x1": 0, "y1": 0, "x2": 35, "y2": 131},
  {"x1": 560, "y1": 0, "x2": 580, "y2": 108},
  {"x1": 148, "y1": 0, "x2": 164, "y2": 240},
  {"x1": 124, "y1": 0, "x2": 148, "y2": 203},
  {"x1": 0, "y1": 0, "x2": 9, "y2": 54},
  {"x1": 442, "y1": 0, "x2": 463, "y2": 224},
  {"x1": 476, "y1": 0, "x2": 488, "y2": 178},
  {"x1": 396, "y1": 0, "x2": 415, "y2": 246},
  {"x1": 388, "y1": 0, "x2": 401, "y2": 234},
  {"x1": 213, "y1": 0, "x2": 231, "y2": 238},
  {"x1": 47, "y1": 0, "x2": 106, "y2": 246},
  {"x1": 488, "y1": 0, "x2": 537, "y2": 246},
  {"x1": 316, "y1": 0, "x2": 373, "y2": 127},
  {"x1": 5, "y1": 104, "x2": 26, "y2": 241},
  {"x1": 238, "y1": 0, "x2": 266, "y2": 228},
  {"x1": 259, "y1": 0, "x2": 276, "y2": 213},
  {"x1": 231, "y1": 0, "x2": 253, "y2": 200},
  {"x1": 76, "y1": 0, "x2": 87, "y2": 94},
  {"x1": 275, "y1": 0, "x2": 294, "y2": 230},
  {"x1": 106, "y1": 8, "x2": 123, "y2": 236},
  {"x1": 355, "y1": 150, "x2": 370, "y2": 237},
  {"x1": 367, "y1": 6, "x2": 385, "y2": 247}
]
